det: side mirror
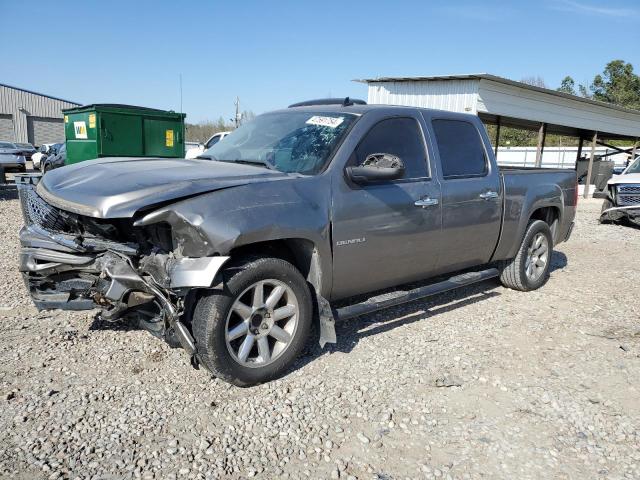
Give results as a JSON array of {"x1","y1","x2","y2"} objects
[{"x1": 346, "y1": 153, "x2": 405, "y2": 185}]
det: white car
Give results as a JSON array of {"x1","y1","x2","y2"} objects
[
  {"x1": 185, "y1": 131, "x2": 230, "y2": 159},
  {"x1": 599, "y1": 155, "x2": 640, "y2": 226},
  {"x1": 31, "y1": 143, "x2": 58, "y2": 170}
]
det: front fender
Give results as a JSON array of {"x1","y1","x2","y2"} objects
[{"x1": 135, "y1": 177, "x2": 334, "y2": 295}]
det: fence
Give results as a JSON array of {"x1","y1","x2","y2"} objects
[{"x1": 495, "y1": 147, "x2": 630, "y2": 169}]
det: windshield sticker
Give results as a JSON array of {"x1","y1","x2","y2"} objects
[{"x1": 306, "y1": 116, "x2": 344, "y2": 128}]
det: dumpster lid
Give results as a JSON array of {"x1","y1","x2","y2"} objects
[{"x1": 63, "y1": 103, "x2": 185, "y2": 117}]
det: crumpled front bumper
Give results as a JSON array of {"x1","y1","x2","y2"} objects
[
  {"x1": 15, "y1": 173, "x2": 230, "y2": 356},
  {"x1": 600, "y1": 204, "x2": 640, "y2": 225}
]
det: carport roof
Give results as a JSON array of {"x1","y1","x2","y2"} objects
[{"x1": 356, "y1": 74, "x2": 640, "y2": 140}]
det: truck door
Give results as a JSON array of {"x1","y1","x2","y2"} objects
[
  {"x1": 427, "y1": 117, "x2": 502, "y2": 272},
  {"x1": 331, "y1": 114, "x2": 442, "y2": 299}
]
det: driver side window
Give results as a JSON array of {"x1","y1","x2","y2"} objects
[{"x1": 354, "y1": 117, "x2": 428, "y2": 180}]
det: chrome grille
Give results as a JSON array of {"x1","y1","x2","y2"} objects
[
  {"x1": 618, "y1": 185, "x2": 640, "y2": 193},
  {"x1": 617, "y1": 184, "x2": 640, "y2": 206}
]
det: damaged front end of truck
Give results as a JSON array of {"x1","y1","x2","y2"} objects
[
  {"x1": 598, "y1": 182, "x2": 640, "y2": 227},
  {"x1": 16, "y1": 174, "x2": 227, "y2": 365}
]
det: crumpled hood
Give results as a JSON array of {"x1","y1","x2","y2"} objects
[
  {"x1": 37, "y1": 157, "x2": 288, "y2": 218},
  {"x1": 607, "y1": 172, "x2": 640, "y2": 185}
]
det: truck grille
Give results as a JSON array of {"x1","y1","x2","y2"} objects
[
  {"x1": 21, "y1": 188, "x2": 69, "y2": 231},
  {"x1": 16, "y1": 175, "x2": 69, "y2": 232},
  {"x1": 617, "y1": 184, "x2": 640, "y2": 206}
]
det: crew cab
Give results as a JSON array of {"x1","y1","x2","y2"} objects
[
  {"x1": 599, "y1": 155, "x2": 640, "y2": 226},
  {"x1": 16, "y1": 99, "x2": 577, "y2": 386}
]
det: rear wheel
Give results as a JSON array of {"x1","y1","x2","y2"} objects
[
  {"x1": 192, "y1": 256, "x2": 312, "y2": 386},
  {"x1": 499, "y1": 220, "x2": 553, "y2": 291}
]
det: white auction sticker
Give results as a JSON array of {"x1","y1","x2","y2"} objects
[{"x1": 306, "y1": 116, "x2": 344, "y2": 128}]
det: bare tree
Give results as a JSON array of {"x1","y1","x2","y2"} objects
[{"x1": 520, "y1": 76, "x2": 548, "y2": 89}]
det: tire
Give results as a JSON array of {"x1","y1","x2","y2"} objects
[
  {"x1": 599, "y1": 199, "x2": 613, "y2": 224},
  {"x1": 192, "y1": 256, "x2": 312, "y2": 387},
  {"x1": 498, "y1": 219, "x2": 553, "y2": 291}
]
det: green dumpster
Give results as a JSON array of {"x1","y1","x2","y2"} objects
[{"x1": 62, "y1": 104, "x2": 186, "y2": 164}]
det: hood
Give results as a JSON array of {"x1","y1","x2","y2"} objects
[
  {"x1": 37, "y1": 157, "x2": 289, "y2": 218},
  {"x1": 607, "y1": 172, "x2": 640, "y2": 186}
]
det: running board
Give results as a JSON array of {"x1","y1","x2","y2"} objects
[{"x1": 334, "y1": 268, "x2": 499, "y2": 321}]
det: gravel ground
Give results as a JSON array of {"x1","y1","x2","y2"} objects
[{"x1": 1, "y1": 191, "x2": 639, "y2": 480}]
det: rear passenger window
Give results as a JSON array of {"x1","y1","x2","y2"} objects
[
  {"x1": 355, "y1": 117, "x2": 428, "y2": 179},
  {"x1": 432, "y1": 119, "x2": 487, "y2": 178}
]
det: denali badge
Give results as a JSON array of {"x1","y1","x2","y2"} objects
[{"x1": 336, "y1": 237, "x2": 366, "y2": 246}]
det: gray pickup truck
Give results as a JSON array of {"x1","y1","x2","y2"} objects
[{"x1": 17, "y1": 99, "x2": 577, "y2": 386}]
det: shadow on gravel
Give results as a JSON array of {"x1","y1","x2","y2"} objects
[
  {"x1": 292, "y1": 251, "x2": 572, "y2": 375},
  {"x1": 89, "y1": 313, "x2": 140, "y2": 332},
  {"x1": 293, "y1": 279, "x2": 502, "y2": 373},
  {"x1": 550, "y1": 251, "x2": 568, "y2": 272}
]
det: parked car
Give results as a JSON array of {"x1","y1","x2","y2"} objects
[
  {"x1": 16, "y1": 100, "x2": 577, "y2": 386},
  {"x1": 599, "y1": 155, "x2": 640, "y2": 226},
  {"x1": 42, "y1": 144, "x2": 66, "y2": 173},
  {"x1": 0, "y1": 141, "x2": 26, "y2": 172},
  {"x1": 31, "y1": 143, "x2": 61, "y2": 170},
  {"x1": 185, "y1": 131, "x2": 230, "y2": 159},
  {"x1": 15, "y1": 143, "x2": 36, "y2": 161}
]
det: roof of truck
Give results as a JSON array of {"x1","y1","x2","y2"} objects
[{"x1": 285, "y1": 102, "x2": 476, "y2": 118}]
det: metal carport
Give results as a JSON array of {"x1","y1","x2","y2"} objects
[{"x1": 357, "y1": 74, "x2": 640, "y2": 197}]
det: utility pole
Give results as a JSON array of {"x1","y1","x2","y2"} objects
[{"x1": 234, "y1": 97, "x2": 241, "y2": 128}]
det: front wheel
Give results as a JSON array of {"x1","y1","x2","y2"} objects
[
  {"x1": 498, "y1": 219, "x2": 553, "y2": 291},
  {"x1": 191, "y1": 256, "x2": 312, "y2": 386}
]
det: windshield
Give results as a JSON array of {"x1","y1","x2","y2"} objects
[
  {"x1": 626, "y1": 156, "x2": 640, "y2": 174},
  {"x1": 0, "y1": 142, "x2": 16, "y2": 149},
  {"x1": 201, "y1": 111, "x2": 357, "y2": 174}
]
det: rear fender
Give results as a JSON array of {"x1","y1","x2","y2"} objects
[{"x1": 493, "y1": 182, "x2": 564, "y2": 261}]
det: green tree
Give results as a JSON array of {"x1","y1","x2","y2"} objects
[
  {"x1": 557, "y1": 76, "x2": 576, "y2": 95},
  {"x1": 588, "y1": 60, "x2": 640, "y2": 109}
]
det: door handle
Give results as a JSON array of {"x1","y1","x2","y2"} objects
[
  {"x1": 414, "y1": 197, "x2": 439, "y2": 208},
  {"x1": 479, "y1": 191, "x2": 499, "y2": 200}
]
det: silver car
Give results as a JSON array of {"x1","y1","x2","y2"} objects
[{"x1": 0, "y1": 141, "x2": 26, "y2": 172}]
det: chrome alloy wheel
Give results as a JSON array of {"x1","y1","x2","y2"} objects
[
  {"x1": 525, "y1": 232, "x2": 549, "y2": 281},
  {"x1": 225, "y1": 279, "x2": 299, "y2": 368}
]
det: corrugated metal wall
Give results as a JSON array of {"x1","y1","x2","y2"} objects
[
  {"x1": 0, "y1": 84, "x2": 79, "y2": 144},
  {"x1": 367, "y1": 79, "x2": 480, "y2": 113},
  {"x1": 28, "y1": 117, "x2": 65, "y2": 145}
]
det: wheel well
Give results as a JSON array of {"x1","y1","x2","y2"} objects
[
  {"x1": 529, "y1": 206, "x2": 560, "y2": 239},
  {"x1": 229, "y1": 239, "x2": 324, "y2": 292}
]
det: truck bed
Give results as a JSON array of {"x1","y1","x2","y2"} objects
[{"x1": 491, "y1": 167, "x2": 578, "y2": 261}]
